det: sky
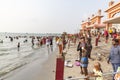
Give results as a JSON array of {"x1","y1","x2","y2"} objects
[{"x1": 0, "y1": 0, "x2": 119, "y2": 33}]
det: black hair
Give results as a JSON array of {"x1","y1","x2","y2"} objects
[
  {"x1": 80, "y1": 37, "x2": 85, "y2": 40},
  {"x1": 112, "y1": 39, "x2": 119, "y2": 43}
]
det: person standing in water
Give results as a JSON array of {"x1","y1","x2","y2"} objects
[
  {"x1": 31, "y1": 38, "x2": 34, "y2": 47},
  {"x1": 46, "y1": 37, "x2": 50, "y2": 53},
  {"x1": 17, "y1": 42, "x2": 20, "y2": 51},
  {"x1": 50, "y1": 37, "x2": 53, "y2": 52}
]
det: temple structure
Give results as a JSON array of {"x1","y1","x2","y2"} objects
[
  {"x1": 81, "y1": 9, "x2": 105, "y2": 32},
  {"x1": 104, "y1": 0, "x2": 120, "y2": 31},
  {"x1": 81, "y1": 0, "x2": 120, "y2": 32}
]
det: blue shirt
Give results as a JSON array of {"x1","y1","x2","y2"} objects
[{"x1": 109, "y1": 45, "x2": 120, "y2": 63}]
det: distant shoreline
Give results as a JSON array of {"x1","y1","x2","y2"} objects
[
  {"x1": 0, "y1": 32, "x2": 61, "y2": 37},
  {"x1": 0, "y1": 32, "x2": 62, "y2": 34}
]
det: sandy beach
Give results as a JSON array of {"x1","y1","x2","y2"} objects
[
  {"x1": 1, "y1": 51, "x2": 57, "y2": 80},
  {"x1": 64, "y1": 37, "x2": 113, "y2": 80}
]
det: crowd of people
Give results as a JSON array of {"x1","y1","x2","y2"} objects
[
  {"x1": 2, "y1": 35, "x2": 55, "y2": 53},
  {"x1": 81, "y1": 28, "x2": 120, "y2": 80},
  {"x1": 28, "y1": 36, "x2": 54, "y2": 53},
  {"x1": 57, "y1": 28, "x2": 120, "y2": 80}
]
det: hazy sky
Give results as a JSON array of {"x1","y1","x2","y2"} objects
[{"x1": 0, "y1": 0, "x2": 119, "y2": 33}]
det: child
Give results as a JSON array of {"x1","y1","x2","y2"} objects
[
  {"x1": 80, "y1": 48, "x2": 89, "y2": 80},
  {"x1": 88, "y1": 62, "x2": 103, "y2": 80}
]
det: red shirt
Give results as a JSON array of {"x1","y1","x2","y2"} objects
[{"x1": 113, "y1": 33, "x2": 117, "y2": 39}]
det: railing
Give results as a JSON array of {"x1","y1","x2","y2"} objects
[{"x1": 64, "y1": 71, "x2": 120, "y2": 80}]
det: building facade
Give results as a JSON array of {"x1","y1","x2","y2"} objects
[
  {"x1": 81, "y1": 0, "x2": 120, "y2": 33},
  {"x1": 81, "y1": 9, "x2": 105, "y2": 33},
  {"x1": 104, "y1": 0, "x2": 120, "y2": 32}
]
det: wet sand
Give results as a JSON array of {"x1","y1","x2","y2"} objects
[{"x1": 1, "y1": 52, "x2": 57, "y2": 80}]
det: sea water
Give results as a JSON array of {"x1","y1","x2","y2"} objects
[{"x1": 0, "y1": 32, "x2": 58, "y2": 77}]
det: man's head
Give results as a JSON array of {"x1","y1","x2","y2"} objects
[
  {"x1": 112, "y1": 39, "x2": 119, "y2": 45},
  {"x1": 80, "y1": 37, "x2": 85, "y2": 42}
]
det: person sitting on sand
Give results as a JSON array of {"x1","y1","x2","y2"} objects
[
  {"x1": 88, "y1": 62, "x2": 103, "y2": 80},
  {"x1": 80, "y1": 48, "x2": 89, "y2": 80}
]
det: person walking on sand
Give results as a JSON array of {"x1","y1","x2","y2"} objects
[
  {"x1": 73, "y1": 35, "x2": 77, "y2": 46},
  {"x1": 112, "y1": 28, "x2": 117, "y2": 39},
  {"x1": 67, "y1": 38, "x2": 71, "y2": 49},
  {"x1": 57, "y1": 37, "x2": 63, "y2": 56},
  {"x1": 117, "y1": 33, "x2": 120, "y2": 45},
  {"x1": 95, "y1": 31, "x2": 100, "y2": 46},
  {"x1": 86, "y1": 38, "x2": 92, "y2": 59},
  {"x1": 107, "y1": 39, "x2": 120, "y2": 80},
  {"x1": 104, "y1": 29, "x2": 109, "y2": 43},
  {"x1": 109, "y1": 28, "x2": 113, "y2": 38},
  {"x1": 62, "y1": 36, "x2": 67, "y2": 50},
  {"x1": 86, "y1": 30, "x2": 92, "y2": 44}
]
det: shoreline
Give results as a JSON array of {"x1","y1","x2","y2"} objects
[
  {"x1": 1, "y1": 50, "x2": 57, "y2": 80},
  {"x1": 35, "y1": 51, "x2": 57, "y2": 80}
]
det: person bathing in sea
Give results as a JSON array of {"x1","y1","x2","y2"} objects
[
  {"x1": 50, "y1": 37, "x2": 53, "y2": 52},
  {"x1": 17, "y1": 42, "x2": 20, "y2": 51},
  {"x1": 31, "y1": 38, "x2": 34, "y2": 47},
  {"x1": 46, "y1": 37, "x2": 50, "y2": 53}
]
